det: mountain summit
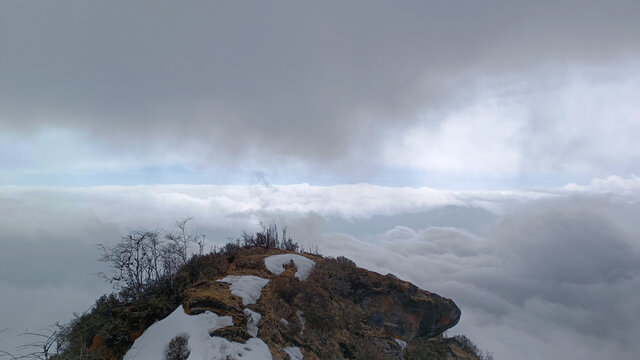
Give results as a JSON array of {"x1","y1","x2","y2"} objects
[{"x1": 54, "y1": 240, "x2": 485, "y2": 359}]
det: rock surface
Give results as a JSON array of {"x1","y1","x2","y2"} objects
[
  {"x1": 178, "y1": 249, "x2": 466, "y2": 359},
  {"x1": 319, "y1": 264, "x2": 461, "y2": 340}
]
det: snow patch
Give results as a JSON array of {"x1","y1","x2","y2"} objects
[
  {"x1": 244, "y1": 308, "x2": 262, "y2": 337},
  {"x1": 395, "y1": 338, "x2": 408, "y2": 349},
  {"x1": 123, "y1": 305, "x2": 273, "y2": 360},
  {"x1": 217, "y1": 275, "x2": 270, "y2": 305},
  {"x1": 283, "y1": 346, "x2": 304, "y2": 360},
  {"x1": 296, "y1": 310, "x2": 306, "y2": 336},
  {"x1": 264, "y1": 254, "x2": 316, "y2": 280}
]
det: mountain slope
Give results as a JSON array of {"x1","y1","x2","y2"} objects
[{"x1": 59, "y1": 247, "x2": 482, "y2": 360}]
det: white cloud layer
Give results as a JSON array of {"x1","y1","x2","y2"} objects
[
  {"x1": 564, "y1": 175, "x2": 640, "y2": 195},
  {"x1": 1, "y1": 177, "x2": 639, "y2": 359}
]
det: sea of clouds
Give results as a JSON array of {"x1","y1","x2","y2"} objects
[{"x1": 1, "y1": 176, "x2": 639, "y2": 359}]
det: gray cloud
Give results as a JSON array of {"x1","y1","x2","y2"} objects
[
  {"x1": 2, "y1": 1, "x2": 640, "y2": 176},
  {"x1": 303, "y1": 196, "x2": 640, "y2": 359}
]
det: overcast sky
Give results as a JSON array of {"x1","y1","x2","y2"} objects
[
  {"x1": 2, "y1": 0, "x2": 640, "y2": 188},
  {"x1": 1, "y1": 2, "x2": 640, "y2": 360}
]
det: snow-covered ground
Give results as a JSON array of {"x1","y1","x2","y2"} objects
[
  {"x1": 395, "y1": 338, "x2": 408, "y2": 349},
  {"x1": 217, "y1": 275, "x2": 270, "y2": 305},
  {"x1": 244, "y1": 308, "x2": 262, "y2": 337},
  {"x1": 295, "y1": 310, "x2": 306, "y2": 336},
  {"x1": 122, "y1": 267, "x2": 317, "y2": 359},
  {"x1": 123, "y1": 306, "x2": 272, "y2": 360},
  {"x1": 283, "y1": 346, "x2": 304, "y2": 360},
  {"x1": 264, "y1": 254, "x2": 316, "y2": 280}
]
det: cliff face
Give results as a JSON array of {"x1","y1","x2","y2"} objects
[
  {"x1": 316, "y1": 264, "x2": 461, "y2": 340},
  {"x1": 86, "y1": 248, "x2": 479, "y2": 360}
]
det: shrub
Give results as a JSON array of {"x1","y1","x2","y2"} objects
[{"x1": 165, "y1": 335, "x2": 190, "y2": 360}]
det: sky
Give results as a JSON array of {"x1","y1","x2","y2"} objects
[{"x1": 1, "y1": 1, "x2": 640, "y2": 359}]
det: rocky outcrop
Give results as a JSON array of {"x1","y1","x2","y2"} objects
[
  {"x1": 318, "y1": 264, "x2": 461, "y2": 340},
  {"x1": 174, "y1": 249, "x2": 465, "y2": 359},
  {"x1": 84, "y1": 247, "x2": 474, "y2": 360}
]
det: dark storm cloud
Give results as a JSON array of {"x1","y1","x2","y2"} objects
[{"x1": 2, "y1": 1, "x2": 639, "y2": 166}]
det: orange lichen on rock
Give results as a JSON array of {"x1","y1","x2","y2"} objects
[{"x1": 88, "y1": 335, "x2": 116, "y2": 360}]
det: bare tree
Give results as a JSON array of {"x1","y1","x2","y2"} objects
[
  {"x1": 195, "y1": 234, "x2": 206, "y2": 256},
  {"x1": 165, "y1": 218, "x2": 207, "y2": 261},
  {"x1": 257, "y1": 221, "x2": 279, "y2": 248},
  {"x1": 97, "y1": 230, "x2": 179, "y2": 300},
  {"x1": 165, "y1": 218, "x2": 191, "y2": 264},
  {"x1": 0, "y1": 327, "x2": 67, "y2": 360},
  {"x1": 280, "y1": 225, "x2": 299, "y2": 252},
  {"x1": 97, "y1": 218, "x2": 206, "y2": 299}
]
